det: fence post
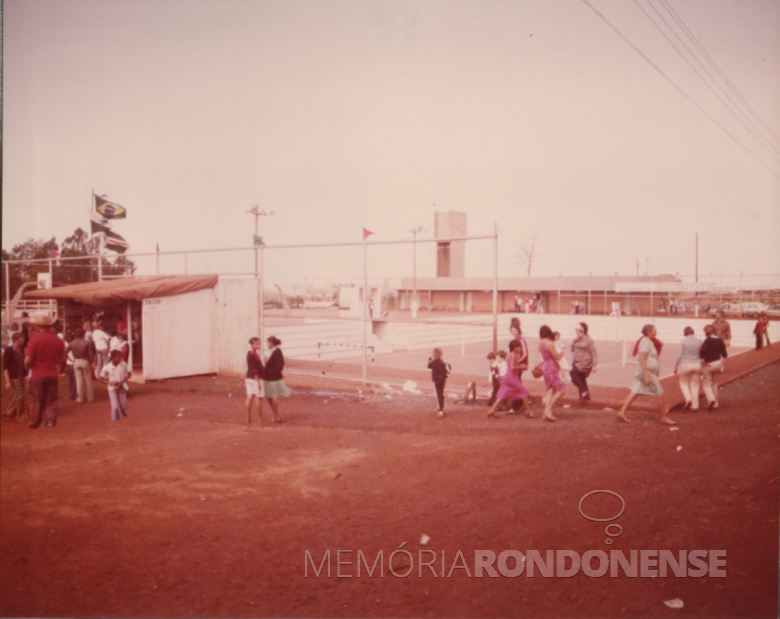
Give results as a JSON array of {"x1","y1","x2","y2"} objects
[
  {"x1": 492, "y1": 222, "x2": 498, "y2": 352},
  {"x1": 363, "y1": 241, "x2": 368, "y2": 385}
]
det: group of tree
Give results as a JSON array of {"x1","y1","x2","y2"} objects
[{"x1": 2, "y1": 227, "x2": 136, "y2": 302}]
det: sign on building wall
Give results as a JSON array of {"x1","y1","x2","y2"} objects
[{"x1": 143, "y1": 298, "x2": 164, "y2": 312}]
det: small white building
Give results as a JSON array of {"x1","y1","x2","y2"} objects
[{"x1": 26, "y1": 275, "x2": 260, "y2": 381}]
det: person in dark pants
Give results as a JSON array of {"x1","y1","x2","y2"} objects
[
  {"x1": 427, "y1": 348, "x2": 451, "y2": 419},
  {"x1": 25, "y1": 313, "x2": 66, "y2": 429},
  {"x1": 570, "y1": 322, "x2": 599, "y2": 400},
  {"x1": 3, "y1": 332, "x2": 30, "y2": 423}
]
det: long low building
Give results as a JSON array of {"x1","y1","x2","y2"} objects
[{"x1": 389, "y1": 275, "x2": 681, "y2": 316}]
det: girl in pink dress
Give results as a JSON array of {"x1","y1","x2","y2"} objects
[
  {"x1": 539, "y1": 325, "x2": 566, "y2": 422},
  {"x1": 487, "y1": 340, "x2": 532, "y2": 418}
]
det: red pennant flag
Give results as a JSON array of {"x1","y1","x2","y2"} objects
[
  {"x1": 362, "y1": 228, "x2": 374, "y2": 241},
  {"x1": 51, "y1": 250, "x2": 60, "y2": 258}
]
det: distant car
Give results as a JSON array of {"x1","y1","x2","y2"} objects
[
  {"x1": 766, "y1": 304, "x2": 780, "y2": 318},
  {"x1": 741, "y1": 302, "x2": 769, "y2": 317}
]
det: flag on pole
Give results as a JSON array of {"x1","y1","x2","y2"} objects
[
  {"x1": 156, "y1": 242, "x2": 160, "y2": 253},
  {"x1": 89, "y1": 210, "x2": 112, "y2": 235},
  {"x1": 253, "y1": 235, "x2": 265, "y2": 246},
  {"x1": 51, "y1": 250, "x2": 60, "y2": 258},
  {"x1": 362, "y1": 228, "x2": 374, "y2": 241},
  {"x1": 95, "y1": 196, "x2": 127, "y2": 219},
  {"x1": 104, "y1": 230, "x2": 129, "y2": 254}
]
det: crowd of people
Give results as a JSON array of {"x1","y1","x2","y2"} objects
[
  {"x1": 1, "y1": 306, "x2": 772, "y2": 429},
  {"x1": 2, "y1": 312, "x2": 136, "y2": 427},
  {"x1": 427, "y1": 307, "x2": 764, "y2": 425}
]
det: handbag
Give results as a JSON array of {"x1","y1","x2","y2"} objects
[{"x1": 532, "y1": 363, "x2": 544, "y2": 379}]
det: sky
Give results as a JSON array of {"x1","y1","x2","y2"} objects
[{"x1": 3, "y1": 0, "x2": 780, "y2": 288}]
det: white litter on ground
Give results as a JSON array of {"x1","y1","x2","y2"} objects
[
  {"x1": 676, "y1": 446, "x2": 683, "y2": 451},
  {"x1": 669, "y1": 427, "x2": 679, "y2": 431},
  {"x1": 664, "y1": 599, "x2": 684, "y2": 609},
  {"x1": 402, "y1": 380, "x2": 424, "y2": 395},
  {"x1": 420, "y1": 534, "x2": 430, "y2": 545}
]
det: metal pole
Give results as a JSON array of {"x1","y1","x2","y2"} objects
[
  {"x1": 254, "y1": 212, "x2": 259, "y2": 275},
  {"x1": 184, "y1": 252, "x2": 188, "y2": 275},
  {"x1": 156, "y1": 251, "x2": 160, "y2": 276},
  {"x1": 98, "y1": 234, "x2": 104, "y2": 281},
  {"x1": 695, "y1": 232, "x2": 699, "y2": 317},
  {"x1": 127, "y1": 302, "x2": 133, "y2": 372},
  {"x1": 492, "y1": 222, "x2": 498, "y2": 352},
  {"x1": 363, "y1": 241, "x2": 368, "y2": 385},
  {"x1": 412, "y1": 231, "x2": 418, "y2": 319},
  {"x1": 259, "y1": 247, "x2": 265, "y2": 361},
  {"x1": 588, "y1": 273, "x2": 591, "y2": 315},
  {"x1": 4, "y1": 262, "x2": 10, "y2": 322}
]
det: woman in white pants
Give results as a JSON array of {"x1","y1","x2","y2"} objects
[
  {"x1": 699, "y1": 325, "x2": 728, "y2": 411},
  {"x1": 673, "y1": 326, "x2": 702, "y2": 410}
]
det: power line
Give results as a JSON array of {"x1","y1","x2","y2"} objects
[
  {"x1": 580, "y1": 0, "x2": 780, "y2": 179},
  {"x1": 659, "y1": 0, "x2": 780, "y2": 149},
  {"x1": 638, "y1": 0, "x2": 780, "y2": 161}
]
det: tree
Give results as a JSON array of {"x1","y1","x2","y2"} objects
[
  {"x1": 516, "y1": 235, "x2": 541, "y2": 277},
  {"x1": 2, "y1": 228, "x2": 136, "y2": 301}
]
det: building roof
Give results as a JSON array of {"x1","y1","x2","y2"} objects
[
  {"x1": 25, "y1": 275, "x2": 219, "y2": 306},
  {"x1": 389, "y1": 275, "x2": 678, "y2": 293}
]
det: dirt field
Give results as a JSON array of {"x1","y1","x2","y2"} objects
[{"x1": 1, "y1": 361, "x2": 778, "y2": 618}]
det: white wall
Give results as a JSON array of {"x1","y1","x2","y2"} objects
[
  {"x1": 215, "y1": 278, "x2": 259, "y2": 376},
  {"x1": 142, "y1": 289, "x2": 218, "y2": 380}
]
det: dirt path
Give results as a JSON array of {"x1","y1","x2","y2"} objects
[{"x1": 1, "y1": 362, "x2": 778, "y2": 618}]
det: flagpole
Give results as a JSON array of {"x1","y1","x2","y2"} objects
[{"x1": 98, "y1": 233, "x2": 105, "y2": 281}]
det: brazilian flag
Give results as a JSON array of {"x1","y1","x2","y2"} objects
[{"x1": 95, "y1": 196, "x2": 127, "y2": 219}]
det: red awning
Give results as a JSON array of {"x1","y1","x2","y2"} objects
[{"x1": 25, "y1": 275, "x2": 219, "y2": 306}]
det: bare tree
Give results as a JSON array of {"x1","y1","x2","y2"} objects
[{"x1": 516, "y1": 235, "x2": 541, "y2": 277}]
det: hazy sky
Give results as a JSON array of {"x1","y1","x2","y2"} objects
[{"x1": 3, "y1": 0, "x2": 779, "y2": 285}]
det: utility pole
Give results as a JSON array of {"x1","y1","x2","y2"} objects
[
  {"x1": 409, "y1": 226, "x2": 424, "y2": 319},
  {"x1": 247, "y1": 206, "x2": 274, "y2": 350},
  {"x1": 247, "y1": 206, "x2": 274, "y2": 274}
]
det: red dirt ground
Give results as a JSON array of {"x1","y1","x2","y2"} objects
[{"x1": 1, "y1": 358, "x2": 778, "y2": 618}]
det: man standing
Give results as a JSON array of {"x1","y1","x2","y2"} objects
[
  {"x1": 67, "y1": 328, "x2": 95, "y2": 402},
  {"x1": 25, "y1": 313, "x2": 66, "y2": 429},
  {"x1": 710, "y1": 310, "x2": 732, "y2": 347},
  {"x1": 92, "y1": 320, "x2": 110, "y2": 377}
]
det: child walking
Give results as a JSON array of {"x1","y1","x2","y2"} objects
[
  {"x1": 100, "y1": 350, "x2": 131, "y2": 421},
  {"x1": 427, "y1": 348, "x2": 451, "y2": 418},
  {"x1": 486, "y1": 352, "x2": 501, "y2": 407},
  {"x1": 263, "y1": 336, "x2": 288, "y2": 423},
  {"x1": 245, "y1": 337, "x2": 264, "y2": 423}
]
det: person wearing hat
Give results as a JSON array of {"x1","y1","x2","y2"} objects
[{"x1": 24, "y1": 313, "x2": 66, "y2": 429}]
